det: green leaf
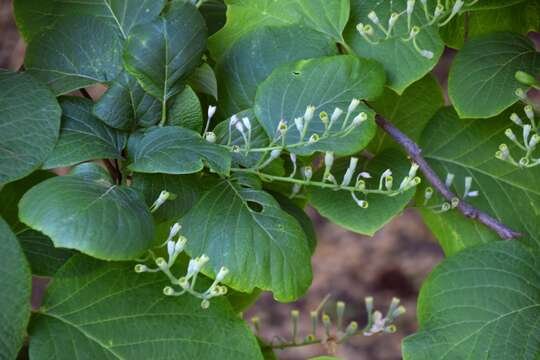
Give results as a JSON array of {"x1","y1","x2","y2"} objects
[
  {"x1": 94, "y1": 71, "x2": 162, "y2": 130},
  {"x1": 0, "y1": 217, "x2": 31, "y2": 359},
  {"x1": 209, "y1": 0, "x2": 350, "y2": 59},
  {"x1": 0, "y1": 170, "x2": 55, "y2": 232},
  {"x1": 199, "y1": 0, "x2": 227, "y2": 35},
  {"x1": 448, "y1": 32, "x2": 540, "y2": 119},
  {"x1": 273, "y1": 192, "x2": 317, "y2": 253},
  {"x1": 344, "y1": 0, "x2": 445, "y2": 94},
  {"x1": 29, "y1": 255, "x2": 264, "y2": 360},
  {"x1": 254, "y1": 55, "x2": 384, "y2": 156},
  {"x1": 131, "y1": 173, "x2": 203, "y2": 224},
  {"x1": 123, "y1": 1, "x2": 207, "y2": 102},
  {"x1": 179, "y1": 178, "x2": 313, "y2": 302},
  {"x1": 128, "y1": 126, "x2": 231, "y2": 175},
  {"x1": 17, "y1": 229, "x2": 74, "y2": 277},
  {"x1": 43, "y1": 97, "x2": 127, "y2": 169},
  {"x1": 187, "y1": 63, "x2": 218, "y2": 100},
  {"x1": 167, "y1": 86, "x2": 204, "y2": 132},
  {"x1": 19, "y1": 176, "x2": 154, "y2": 260},
  {"x1": 0, "y1": 71, "x2": 61, "y2": 185},
  {"x1": 441, "y1": 1, "x2": 540, "y2": 49},
  {"x1": 420, "y1": 107, "x2": 540, "y2": 252},
  {"x1": 403, "y1": 241, "x2": 540, "y2": 360},
  {"x1": 468, "y1": 0, "x2": 528, "y2": 10},
  {"x1": 215, "y1": 24, "x2": 338, "y2": 117},
  {"x1": 69, "y1": 162, "x2": 114, "y2": 184},
  {"x1": 25, "y1": 16, "x2": 124, "y2": 95},
  {"x1": 14, "y1": 0, "x2": 166, "y2": 42},
  {"x1": 309, "y1": 150, "x2": 416, "y2": 236},
  {"x1": 369, "y1": 74, "x2": 444, "y2": 154}
]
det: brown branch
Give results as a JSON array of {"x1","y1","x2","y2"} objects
[{"x1": 375, "y1": 114, "x2": 522, "y2": 240}]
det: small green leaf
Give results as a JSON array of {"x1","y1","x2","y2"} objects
[
  {"x1": 403, "y1": 241, "x2": 540, "y2": 360},
  {"x1": 209, "y1": 0, "x2": 350, "y2": 59},
  {"x1": 94, "y1": 71, "x2": 162, "y2": 130},
  {"x1": 188, "y1": 63, "x2": 218, "y2": 100},
  {"x1": 448, "y1": 32, "x2": 540, "y2": 119},
  {"x1": 369, "y1": 74, "x2": 444, "y2": 154},
  {"x1": 215, "y1": 24, "x2": 338, "y2": 117},
  {"x1": 131, "y1": 173, "x2": 203, "y2": 224},
  {"x1": 19, "y1": 176, "x2": 154, "y2": 260},
  {"x1": 14, "y1": 0, "x2": 166, "y2": 42},
  {"x1": 17, "y1": 229, "x2": 74, "y2": 277},
  {"x1": 167, "y1": 86, "x2": 204, "y2": 132},
  {"x1": 123, "y1": 1, "x2": 207, "y2": 102},
  {"x1": 0, "y1": 170, "x2": 55, "y2": 232},
  {"x1": 344, "y1": 0, "x2": 444, "y2": 93},
  {"x1": 128, "y1": 126, "x2": 231, "y2": 175},
  {"x1": 254, "y1": 55, "x2": 384, "y2": 156},
  {"x1": 309, "y1": 150, "x2": 416, "y2": 236},
  {"x1": 25, "y1": 16, "x2": 124, "y2": 95},
  {"x1": 43, "y1": 97, "x2": 127, "y2": 169},
  {"x1": 29, "y1": 255, "x2": 264, "y2": 360},
  {"x1": 420, "y1": 107, "x2": 540, "y2": 252},
  {"x1": 180, "y1": 179, "x2": 313, "y2": 302},
  {"x1": 0, "y1": 217, "x2": 31, "y2": 359},
  {"x1": 0, "y1": 71, "x2": 61, "y2": 185}
]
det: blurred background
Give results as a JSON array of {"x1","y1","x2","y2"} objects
[{"x1": 0, "y1": 1, "x2": 446, "y2": 359}]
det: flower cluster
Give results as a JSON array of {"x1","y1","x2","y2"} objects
[
  {"x1": 135, "y1": 222, "x2": 229, "y2": 309},
  {"x1": 496, "y1": 105, "x2": 539, "y2": 168},
  {"x1": 357, "y1": 0, "x2": 479, "y2": 59},
  {"x1": 423, "y1": 173, "x2": 479, "y2": 213}
]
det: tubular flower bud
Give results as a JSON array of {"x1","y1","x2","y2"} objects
[
  {"x1": 419, "y1": 50, "x2": 434, "y2": 59},
  {"x1": 294, "y1": 117, "x2": 304, "y2": 133},
  {"x1": 510, "y1": 113, "x2": 523, "y2": 126},
  {"x1": 368, "y1": 11, "x2": 380, "y2": 25},
  {"x1": 451, "y1": 0, "x2": 464, "y2": 15},
  {"x1": 348, "y1": 98, "x2": 360, "y2": 113},
  {"x1": 302, "y1": 166, "x2": 313, "y2": 181},
  {"x1": 207, "y1": 105, "x2": 217, "y2": 120},
  {"x1": 353, "y1": 112, "x2": 368, "y2": 126},
  {"x1": 204, "y1": 131, "x2": 216, "y2": 143},
  {"x1": 525, "y1": 105, "x2": 535, "y2": 122},
  {"x1": 242, "y1": 117, "x2": 251, "y2": 130},
  {"x1": 445, "y1": 173, "x2": 455, "y2": 188},
  {"x1": 304, "y1": 105, "x2": 316, "y2": 122},
  {"x1": 433, "y1": 4, "x2": 444, "y2": 18},
  {"x1": 324, "y1": 151, "x2": 334, "y2": 170},
  {"x1": 341, "y1": 157, "x2": 359, "y2": 187},
  {"x1": 406, "y1": 0, "x2": 415, "y2": 16},
  {"x1": 330, "y1": 107, "x2": 344, "y2": 127},
  {"x1": 308, "y1": 133, "x2": 320, "y2": 144},
  {"x1": 215, "y1": 266, "x2": 229, "y2": 282}
]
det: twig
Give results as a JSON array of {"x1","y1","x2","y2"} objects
[{"x1": 375, "y1": 114, "x2": 522, "y2": 240}]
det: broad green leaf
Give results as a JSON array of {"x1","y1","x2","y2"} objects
[
  {"x1": 344, "y1": 0, "x2": 445, "y2": 94},
  {"x1": 128, "y1": 126, "x2": 231, "y2": 175},
  {"x1": 25, "y1": 16, "x2": 124, "y2": 95},
  {"x1": 19, "y1": 176, "x2": 154, "y2": 260},
  {"x1": 369, "y1": 74, "x2": 444, "y2": 154},
  {"x1": 448, "y1": 32, "x2": 540, "y2": 119},
  {"x1": 441, "y1": 1, "x2": 540, "y2": 49},
  {"x1": 254, "y1": 55, "x2": 384, "y2": 156},
  {"x1": 0, "y1": 217, "x2": 31, "y2": 359},
  {"x1": 14, "y1": 0, "x2": 166, "y2": 42},
  {"x1": 94, "y1": 71, "x2": 162, "y2": 130},
  {"x1": 43, "y1": 97, "x2": 127, "y2": 169},
  {"x1": 209, "y1": 0, "x2": 350, "y2": 59},
  {"x1": 69, "y1": 162, "x2": 113, "y2": 184},
  {"x1": 309, "y1": 150, "x2": 416, "y2": 236},
  {"x1": 468, "y1": 0, "x2": 528, "y2": 10},
  {"x1": 123, "y1": 1, "x2": 207, "y2": 103},
  {"x1": 0, "y1": 71, "x2": 61, "y2": 185},
  {"x1": 131, "y1": 173, "x2": 203, "y2": 224},
  {"x1": 180, "y1": 178, "x2": 313, "y2": 302},
  {"x1": 0, "y1": 170, "x2": 55, "y2": 232},
  {"x1": 215, "y1": 24, "x2": 338, "y2": 117},
  {"x1": 29, "y1": 255, "x2": 264, "y2": 360},
  {"x1": 17, "y1": 229, "x2": 74, "y2": 277},
  {"x1": 420, "y1": 107, "x2": 540, "y2": 252},
  {"x1": 199, "y1": 0, "x2": 227, "y2": 35},
  {"x1": 403, "y1": 241, "x2": 540, "y2": 360},
  {"x1": 187, "y1": 63, "x2": 218, "y2": 100},
  {"x1": 226, "y1": 288, "x2": 262, "y2": 313},
  {"x1": 167, "y1": 86, "x2": 204, "y2": 132}
]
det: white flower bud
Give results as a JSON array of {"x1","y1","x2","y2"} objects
[
  {"x1": 523, "y1": 124, "x2": 532, "y2": 144},
  {"x1": 277, "y1": 119, "x2": 288, "y2": 134},
  {"x1": 464, "y1": 176, "x2": 472, "y2": 195},
  {"x1": 385, "y1": 175, "x2": 393, "y2": 190},
  {"x1": 242, "y1": 117, "x2": 251, "y2": 130},
  {"x1": 294, "y1": 117, "x2": 304, "y2": 132},
  {"x1": 510, "y1": 113, "x2": 523, "y2": 126},
  {"x1": 525, "y1": 105, "x2": 535, "y2": 121},
  {"x1": 497, "y1": 144, "x2": 510, "y2": 160},
  {"x1": 348, "y1": 98, "x2": 360, "y2": 113},
  {"x1": 407, "y1": 0, "x2": 415, "y2": 16},
  {"x1": 381, "y1": 169, "x2": 393, "y2": 179},
  {"x1": 353, "y1": 112, "x2": 368, "y2": 126},
  {"x1": 358, "y1": 172, "x2": 371, "y2": 179},
  {"x1": 204, "y1": 131, "x2": 216, "y2": 143},
  {"x1": 168, "y1": 223, "x2": 182, "y2": 240},
  {"x1": 151, "y1": 190, "x2": 171, "y2": 211},
  {"x1": 529, "y1": 134, "x2": 540, "y2": 148},
  {"x1": 308, "y1": 134, "x2": 320, "y2": 144},
  {"x1": 467, "y1": 191, "x2": 479, "y2": 197},
  {"x1": 331, "y1": 107, "x2": 344, "y2": 125},
  {"x1": 216, "y1": 266, "x2": 229, "y2": 282},
  {"x1": 388, "y1": 12, "x2": 400, "y2": 30},
  {"x1": 409, "y1": 26, "x2": 420, "y2": 38},
  {"x1": 324, "y1": 151, "x2": 334, "y2": 169},
  {"x1": 163, "y1": 286, "x2": 175, "y2": 296},
  {"x1": 445, "y1": 173, "x2": 455, "y2": 187},
  {"x1": 451, "y1": 0, "x2": 464, "y2": 15},
  {"x1": 175, "y1": 235, "x2": 187, "y2": 253},
  {"x1": 304, "y1": 105, "x2": 316, "y2": 122},
  {"x1": 368, "y1": 11, "x2": 380, "y2": 24},
  {"x1": 363, "y1": 24, "x2": 374, "y2": 36},
  {"x1": 270, "y1": 149, "x2": 281, "y2": 159},
  {"x1": 230, "y1": 115, "x2": 239, "y2": 126},
  {"x1": 302, "y1": 166, "x2": 313, "y2": 181},
  {"x1": 424, "y1": 187, "x2": 433, "y2": 200},
  {"x1": 155, "y1": 257, "x2": 167, "y2": 271},
  {"x1": 201, "y1": 299, "x2": 210, "y2": 309},
  {"x1": 341, "y1": 157, "x2": 359, "y2": 187},
  {"x1": 420, "y1": 50, "x2": 434, "y2": 59},
  {"x1": 434, "y1": 4, "x2": 444, "y2": 17},
  {"x1": 207, "y1": 105, "x2": 217, "y2": 120},
  {"x1": 408, "y1": 163, "x2": 419, "y2": 179},
  {"x1": 167, "y1": 240, "x2": 175, "y2": 258},
  {"x1": 235, "y1": 121, "x2": 244, "y2": 133},
  {"x1": 134, "y1": 264, "x2": 148, "y2": 273}
]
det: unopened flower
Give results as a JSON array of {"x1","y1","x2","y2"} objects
[
  {"x1": 304, "y1": 105, "x2": 316, "y2": 122},
  {"x1": 204, "y1": 131, "x2": 216, "y2": 143},
  {"x1": 207, "y1": 105, "x2": 217, "y2": 120},
  {"x1": 368, "y1": 11, "x2": 380, "y2": 25},
  {"x1": 215, "y1": 266, "x2": 229, "y2": 282},
  {"x1": 348, "y1": 98, "x2": 360, "y2": 113}
]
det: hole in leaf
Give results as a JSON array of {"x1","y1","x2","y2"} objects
[
  {"x1": 247, "y1": 201, "x2": 263, "y2": 213},
  {"x1": 292, "y1": 71, "x2": 301, "y2": 76}
]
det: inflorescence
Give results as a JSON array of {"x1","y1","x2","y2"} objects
[
  {"x1": 422, "y1": 173, "x2": 479, "y2": 213},
  {"x1": 135, "y1": 221, "x2": 229, "y2": 309},
  {"x1": 356, "y1": 0, "x2": 480, "y2": 59},
  {"x1": 255, "y1": 296, "x2": 406, "y2": 351}
]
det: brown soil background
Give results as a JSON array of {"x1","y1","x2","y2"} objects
[{"x1": 0, "y1": 1, "x2": 447, "y2": 359}]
